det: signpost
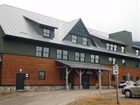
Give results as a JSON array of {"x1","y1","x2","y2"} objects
[
  {"x1": 98, "y1": 70, "x2": 102, "y2": 94},
  {"x1": 113, "y1": 64, "x2": 120, "y2": 105}
]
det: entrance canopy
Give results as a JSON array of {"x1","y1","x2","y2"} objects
[{"x1": 56, "y1": 60, "x2": 112, "y2": 71}]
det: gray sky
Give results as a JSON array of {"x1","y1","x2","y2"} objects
[{"x1": 0, "y1": 0, "x2": 140, "y2": 41}]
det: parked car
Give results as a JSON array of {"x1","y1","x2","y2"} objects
[
  {"x1": 119, "y1": 81, "x2": 134, "y2": 88},
  {"x1": 121, "y1": 80, "x2": 140, "y2": 98}
]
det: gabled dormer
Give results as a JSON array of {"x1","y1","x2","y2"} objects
[{"x1": 63, "y1": 19, "x2": 94, "y2": 46}]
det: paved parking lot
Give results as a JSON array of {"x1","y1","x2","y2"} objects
[{"x1": 0, "y1": 89, "x2": 114, "y2": 105}]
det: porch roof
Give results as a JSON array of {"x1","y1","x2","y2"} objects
[{"x1": 56, "y1": 60, "x2": 112, "y2": 71}]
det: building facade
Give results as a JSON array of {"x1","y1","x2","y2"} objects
[{"x1": 0, "y1": 5, "x2": 140, "y2": 91}]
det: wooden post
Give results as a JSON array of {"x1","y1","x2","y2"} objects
[
  {"x1": 116, "y1": 74, "x2": 120, "y2": 105},
  {"x1": 76, "y1": 69, "x2": 83, "y2": 90},
  {"x1": 98, "y1": 70, "x2": 102, "y2": 94},
  {"x1": 65, "y1": 68, "x2": 69, "y2": 90}
]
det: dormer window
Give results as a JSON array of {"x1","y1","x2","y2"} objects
[
  {"x1": 136, "y1": 50, "x2": 139, "y2": 56},
  {"x1": 72, "y1": 35, "x2": 77, "y2": 43},
  {"x1": 83, "y1": 37, "x2": 88, "y2": 45},
  {"x1": 43, "y1": 29, "x2": 51, "y2": 37},
  {"x1": 121, "y1": 46, "x2": 125, "y2": 53}
]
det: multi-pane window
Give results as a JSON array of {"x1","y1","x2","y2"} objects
[
  {"x1": 91, "y1": 55, "x2": 95, "y2": 63},
  {"x1": 72, "y1": 35, "x2": 77, "y2": 43},
  {"x1": 43, "y1": 29, "x2": 51, "y2": 37},
  {"x1": 136, "y1": 50, "x2": 139, "y2": 56},
  {"x1": 122, "y1": 59, "x2": 126, "y2": 66},
  {"x1": 75, "y1": 52, "x2": 80, "y2": 61},
  {"x1": 39, "y1": 71, "x2": 46, "y2": 80},
  {"x1": 95, "y1": 55, "x2": 100, "y2": 64},
  {"x1": 106, "y1": 43, "x2": 110, "y2": 50},
  {"x1": 83, "y1": 37, "x2": 88, "y2": 45},
  {"x1": 114, "y1": 45, "x2": 117, "y2": 51},
  {"x1": 63, "y1": 50, "x2": 68, "y2": 60},
  {"x1": 109, "y1": 57, "x2": 116, "y2": 64},
  {"x1": 80, "y1": 53, "x2": 85, "y2": 62},
  {"x1": 121, "y1": 46, "x2": 125, "y2": 53},
  {"x1": 110, "y1": 44, "x2": 114, "y2": 51},
  {"x1": 36, "y1": 46, "x2": 42, "y2": 57},
  {"x1": 43, "y1": 47, "x2": 49, "y2": 57},
  {"x1": 57, "y1": 49, "x2": 62, "y2": 59}
]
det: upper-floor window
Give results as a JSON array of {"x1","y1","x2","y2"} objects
[
  {"x1": 43, "y1": 47, "x2": 49, "y2": 57},
  {"x1": 83, "y1": 37, "x2": 88, "y2": 45},
  {"x1": 110, "y1": 44, "x2": 114, "y2": 51},
  {"x1": 63, "y1": 50, "x2": 68, "y2": 60},
  {"x1": 122, "y1": 59, "x2": 126, "y2": 66},
  {"x1": 80, "y1": 53, "x2": 85, "y2": 62},
  {"x1": 114, "y1": 45, "x2": 117, "y2": 51},
  {"x1": 39, "y1": 71, "x2": 46, "y2": 80},
  {"x1": 75, "y1": 52, "x2": 80, "y2": 61},
  {"x1": 72, "y1": 35, "x2": 77, "y2": 43},
  {"x1": 36, "y1": 46, "x2": 49, "y2": 57},
  {"x1": 57, "y1": 49, "x2": 62, "y2": 59},
  {"x1": 36, "y1": 46, "x2": 42, "y2": 57},
  {"x1": 109, "y1": 57, "x2": 116, "y2": 65},
  {"x1": 136, "y1": 50, "x2": 139, "y2": 56},
  {"x1": 43, "y1": 29, "x2": 51, "y2": 37},
  {"x1": 91, "y1": 54, "x2": 100, "y2": 64},
  {"x1": 106, "y1": 43, "x2": 110, "y2": 50},
  {"x1": 121, "y1": 46, "x2": 125, "y2": 53}
]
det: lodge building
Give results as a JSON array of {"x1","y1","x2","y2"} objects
[{"x1": 0, "y1": 5, "x2": 140, "y2": 91}]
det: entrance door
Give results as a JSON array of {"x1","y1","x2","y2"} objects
[
  {"x1": 82, "y1": 75, "x2": 89, "y2": 89},
  {"x1": 16, "y1": 73, "x2": 25, "y2": 90}
]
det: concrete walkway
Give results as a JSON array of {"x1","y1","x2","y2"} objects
[{"x1": 0, "y1": 89, "x2": 114, "y2": 105}]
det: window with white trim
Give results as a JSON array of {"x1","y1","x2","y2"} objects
[
  {"x1": 72, "y1": 35, "x2": 77, "y2": 43},
  {"x1": 57, "y1": 49, "x2": 62, "y2": 59},
  {"x1": 136, "y1": 50, "x2": 139, "y2": 56},
  {"x1": 43, "y1": 29, "x2": 51, "y2": 37},
  {"x1": 63, "y1": 50, "x2": 68, "y2": 60},
  {"x1": 106, "y1": 43, "x2": 110, "y2": 50},
  {"x1": 95, "y1": 55, "x2": 100, "y2": 64},
  {"x1": 80, "y1": 53, "x2": 85, "y2": 62},
  {"x1": 83, "y1": 37, "x2": 88, "y2": 45},
  {"x1": 121, "y1": 46, "x2": 125, "y2": 53},
  {"x1": 112, "y1": 58, "x2": 116, "y2": 65},
  {"x1": 75, "y1": 52, "x2": 80, "y2": 61},
  {"x1": 114, "y1": 45, "x2": 117, "y2": 51},
  {"x1": 36, "y1": 46, "x2": 42, "y2": 57},
  {"x1": 43, "y1": 47, "x2": 49, "y2": 57},
  {"x1": 39, "y1": 71, "x2": 46, "y2": 80},
  {"x1": 109, "y1": 57, "x2": 116, "y2": 64},
  {"x1": 110, "y1": 44, "x2": 114, "y2": 51},
  {"x1": 91, "y1": 55, "x2": 95, "y2": 63}
]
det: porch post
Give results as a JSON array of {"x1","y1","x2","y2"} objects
[
  {"x1": 76, "y1": 69, "x2": 83, "y2": 90},
  {"x1": 65, "y1": 68, "x2": 71, "y2": 90},
  {"x1": 98, "y1": 70, "x2": 102, "y2": 93},
  {"x1": 108, "y1": 70, "x2": 111, "y2": 89}
]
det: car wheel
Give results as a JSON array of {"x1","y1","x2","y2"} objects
[{"x1": 124, "y1": 90, "x2": 132, "y2": 98}]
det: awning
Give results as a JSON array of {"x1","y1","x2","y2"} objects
[{"x1": 56, "y1": 60, "x2": 112, "y2": 71}]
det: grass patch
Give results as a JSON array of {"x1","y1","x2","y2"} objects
[{"x1": 68, "y1": 92, "x2": 140, "y2": 105}]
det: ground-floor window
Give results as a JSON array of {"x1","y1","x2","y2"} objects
[{"x1": 39, "y1": 71, "x2": 46, "y2": 80}]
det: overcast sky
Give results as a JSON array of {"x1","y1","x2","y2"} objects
[{"x1": 0, "y1": 0, "x2": 140, "y2": 41}]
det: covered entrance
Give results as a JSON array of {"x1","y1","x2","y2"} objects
[{"x1": 56, "y1": 60, "x2": 112, "y2": 90}]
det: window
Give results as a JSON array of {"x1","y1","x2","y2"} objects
[
  {"x1": 110, "y1": 44, "x2": 114, "y2": 51},
  {"x1": 106, "y1": 43, "x2": 110, "y2": 50},
  {"x1": 72, "y1": 35, "x2": 77, "y2": 43},
  {"x1": 80, "y1": 53, "x2": 85, "y2": 62},
  {"x1": 43, "y1": 47, "x2": 49, "y2": 57},
  {"x1": 57, "y1": 49, "x2": 62, "y2": 59},
  {"x1": 63, "y1": 50, "x2": 68, "y2": 60},
  {"x1": 43, "y1": 29, "x2": 51, "y2": 37},
  {"x1": 39, "y1": 71, "x2": 46, "y2": 80},
  {"x1": 75, "y1": 52, "x2": 80, "y2": 61},
  {"x1": 112, "y1": 58, "x2": 116, "y2": 65},
  {"x1": 122, "y1": 59, "x2": 126, "y2": 66},
  {"x1": 91, "y1": 55, "x2": 95, "y2": 63},
  {"x1": 121, "y1": 46, "x2": 125, "y2": 53},
  {"x1": 114, "y1": 45, "x2": 117, "y2": 51},
  {"x1": 136, "y1": 50, "x2": 139, "y2": 56},
  {"x1": 60, "y1": 71, "x2": 65, "y2": 80},
  {"x1": 109, "y1": 57, "x2": 116, "y2": 65},
  {"x1": 95, "y1": 55, "x2": 100, "y2": 64},
  {"x1": 36, "y1": 46, "x2": 42, "y2": 57},
  {"x1": 83, "y1": 37, "x2": 88, "y2": 45}
]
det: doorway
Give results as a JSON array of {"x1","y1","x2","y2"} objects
[
  {"x1": 16, "y1": 73, "x2": 25, "y2": 90},
  {"x1": 82, "y1": 74, "x2": 89, "y2": 89}
]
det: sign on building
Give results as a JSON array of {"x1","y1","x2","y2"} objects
[{"x1": 113, "y1": 64, "x2": 119, "y2": 75}]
